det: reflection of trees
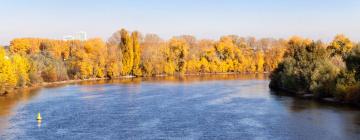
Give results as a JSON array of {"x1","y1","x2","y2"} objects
[
  {"x1": 271, "y1": 90, "x2": 360, "y2": 113},
  {"x1": 0, "y1": 74, "x2": 269, "y2": 133},
  {"x1": 0, "y1": 74, "x2": 267, "y2": 117},
  {"x1": 74, "y1": 73, "x2": 269, "y2": 86},
  {"x1": 353, "y1": 114, "x2": 360, "y2": 126},
  {"x1": 0, "y1": 88, "x2": 40, "y2": 132},
  {"x1": 77, "y1": 78, "x2": 142, "y2": 86},
  {"x1": 0, "y1": 89, "x2": 40, "y2": 117},
  {"x1": 270, "y1": 90, "x2": 322, "y2": 112},
  {"x1": 142, "y1": 73, "x2": 269, "y2": 84},
  {"x1": 288, "y1": 99, "x2": 320, "y2": 112}
]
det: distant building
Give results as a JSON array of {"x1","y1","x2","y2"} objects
[
  {"x1": 63, "y1": 31, "x2": 87, "y2": 41},
  {"x1": 74, "y1": 31, "x2": 87, "y2": 41},
  {"x1": 63, "y1": 35, "x2": 75, "y2": 41}
]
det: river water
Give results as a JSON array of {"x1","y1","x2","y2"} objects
[{"x1": 0, "y1": 74, "x2": 359, "y2": 140}]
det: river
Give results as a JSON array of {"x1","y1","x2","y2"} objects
[{"x1": 0, "y1": 74, "x2": 359, "y2": 140}]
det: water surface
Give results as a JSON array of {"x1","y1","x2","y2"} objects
[{"x1": 0, "y1": 74, "x2": 360, "y2": 140}]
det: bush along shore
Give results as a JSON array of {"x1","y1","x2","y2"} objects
[{"x1": 269, "y1": 36, "x2": 360, "y2": 106}]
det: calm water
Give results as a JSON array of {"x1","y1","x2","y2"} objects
[{"x1": 0, "y1": 74, "x2": 360, "y2": 140}]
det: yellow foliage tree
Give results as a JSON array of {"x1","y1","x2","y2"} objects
[
  {"x1": 119, "y1": 29, "x2": 134, "y2": 75},
  {"x1": 215, "y1": 36, "x2": 236, "y2": 60},
  {"x1": 79, "y1": 61, "x2": 93, "y2": 79},
  {"x1": 132, "y1": 31, "x2": 142, "y2": 76},
  {"x1": 169, "y1": 38, "x2": 189, "y2": 74},
  {"x1": 186, "y1": 59, "x2": 200, "y2": 74},
  {"x1": 199, "y1": 57, "x2": 210, "y2": 73},
  {"x1": 12, "y1": 54, "x2": 30, "y2": 87},
  {"x1": 264, "y1": 45, "x2": 286, "y2": 71},
  {"x1": 107, "y1": 61, "x2": 120, "y2": 78},
  {"x1": 255, "y1": 51, "x2": 265, "y2": 72},
  {"x1": 328, "y1": 34, "x2": 353, "y2": 55},
  {"x1": 0, "y1": 47, "x2": 17, "y2": 93},
  {"x1": 84, "y1": 38, "x2": 107, "y2": 78}
]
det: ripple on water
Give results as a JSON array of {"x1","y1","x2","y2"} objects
[{"x1": 1, "y1": 77, "x2": 360, "y2": 140}]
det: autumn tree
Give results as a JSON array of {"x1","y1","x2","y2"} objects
[
  {"x1": 84, "y1": 38, "x2": 107, "y2": 78},
  {"x1": 29, "y1": 52, "x2": 68, "y2": 82},
  {"x1": 141, "y1": 34, "x2": 166, "y2": 76},
  {"x1": 0, "y1": 47, "x2": 17, "y2": 94},
  {"x1": 119, "y1": 29, "x2": 134, "y2": 75},
  {"x1": 12, "y1": 54, "x2": 30, "y2": 87},
  {"x1": 132, "y1": 31, "x2": 142, "y2": 76},
  {"x1": 10, "y1": 38, "x2": 40, "y2": 55},
  {"x1": 255, "y1": 51, "x2": 265, "y2": 72},
  {"x1": 106, "y1": 41, "x2": 122, "y2": 78},
  {"x1": 328, "y1": 34, "x2": 353, "y2": 56},
  {"x1": 168, "y1": 38, "x2": 189, "y2": 74}
]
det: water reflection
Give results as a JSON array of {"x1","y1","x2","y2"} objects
[
  {"x1": 270, "y1": 90, "x2": 359, "y2": 112},
  {"x1": 73, "y1": 74, "x2": 268, "y2": 86},
  {"x1": 0, "y1": 89, "x2": 40, "y2": 117},
  {"x1": 271, "y1": 90, "x2": 360, "y2": 139},
  {"x1": 0, "y1": 88, "x2": 41, "y2": 131},
  {"x1": 37, "y1": 120, "x2": 42, "y2": 128}
]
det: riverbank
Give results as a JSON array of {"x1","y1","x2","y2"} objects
[{"x1": 1, "y1": 72, "x2": 269, "y2": 96}]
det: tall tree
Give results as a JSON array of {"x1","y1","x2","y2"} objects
[
  {"x1": 119, "y1": 29, "x2": 134, "y2": 75},
  {"x1": 255, "y1": 51, "x2": 265, "y2": 72},
  {"x1": 132, "y1": 31, "x2": 142, "y2": 76}
]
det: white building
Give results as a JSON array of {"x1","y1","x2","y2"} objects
[
  {"x1": 74, "y1": 31, "x2": 87, "y2": 41},
  {"x1": 63, "y1": 35, "x2": 75, "y2": 41},
  {"x1": 63, "y1": 31, "x2": 87, "y2": 41}
]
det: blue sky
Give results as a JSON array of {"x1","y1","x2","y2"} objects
[{"x1": 0, "y1": 0, "x2": 359, "y2": 45}]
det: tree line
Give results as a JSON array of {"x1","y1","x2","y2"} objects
[
  {"x1": 270, "y1": 35, "x2": 360, "y2": 104},
  {"x1": 1, "y1": 28, "x2": 354, "y2": 95}
]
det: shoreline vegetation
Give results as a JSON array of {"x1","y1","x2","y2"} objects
[
  {"x1": 1, "y1": 28, "x2": 284, "y2": 95},
  {"x1": 0, "y1": 28, "x2": 359, "y2": 107},
  {"x1": 269, "y1": 36, "x2": 360, "y2": 106}
]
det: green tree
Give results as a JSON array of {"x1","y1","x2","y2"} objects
[
  {"x1": 270, "y1": 39, "x2": 338, "y2": 98},
  {"x1": 345, "y1": 44, "x2": 360, "y2": 80}
]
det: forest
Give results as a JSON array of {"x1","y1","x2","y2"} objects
[
  {"x1": 0, "y1": 28, "x2": 359, "y2": 103},
  {"x1": 0, "y1": 28, "x2": 286, "y2": 94},
  {"x1": 270, "y1": 35, "x2": 360, "y2": 104}
]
